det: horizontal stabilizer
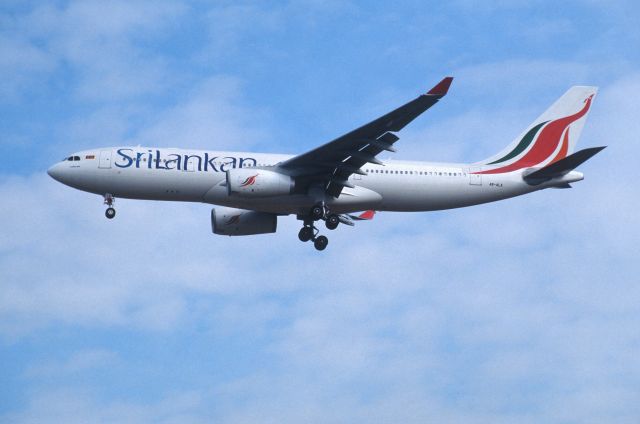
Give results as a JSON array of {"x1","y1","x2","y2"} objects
[
  {"x1": 524, "y1": 146, "x2": 606, "y2": 185},
  {"x1": 552, "y1": 183, "x2": 572, "y2": 189}
]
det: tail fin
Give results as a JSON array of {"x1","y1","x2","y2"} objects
[{"x1": 475, "y1": 86, "x2": 598, "y2": 174}]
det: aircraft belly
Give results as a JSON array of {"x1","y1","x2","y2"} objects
[
  {"x1": 371, "y1": 176, "x2": 531, "y2": 211},
  {"x1": 91, "y1": 168, "x2": 222, "y2": 201},
  {"x1": 203, "y1": 184, "x2": 382, "y2": 215}
]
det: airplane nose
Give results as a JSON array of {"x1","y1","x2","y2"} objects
[{"x1": 47, "y1": 163, "x2": 63, "y2": 182}]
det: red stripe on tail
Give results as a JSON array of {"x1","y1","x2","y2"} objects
[{"x1": 476, "y1": 94, "x2": 593, "y2": 174}]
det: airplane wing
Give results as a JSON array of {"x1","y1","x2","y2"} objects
[{"x1": 276, "y1": 77, "x2": 453, "y2": 197}]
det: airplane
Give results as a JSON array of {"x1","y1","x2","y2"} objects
[{"x1": 47, "y1": 77, "x2": 605, "y2": 251}]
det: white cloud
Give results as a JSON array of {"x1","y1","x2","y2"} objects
[
  {"x1": 1, "y1": 4, "x2": 640, "y2": 421},
  {"x1": 4, "y1": 108, "x2": 638, "y2": 420},
  {"x1": 1, "y1": 0, "x2": 186, "y2": 102},
  {"x1": 24, "y1": 348, "x2": 118, "y2": 378},
  {"x1": 3, "y1": 388, "x2": 208, "y2": 424},
  {"x1": 0, "y1": 34, "x2": 54, "y2": 98},
  {"x1": 135, "y1": 76, "x2": 270, "y2": 151}
]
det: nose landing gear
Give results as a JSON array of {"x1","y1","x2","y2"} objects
[{"x1": 103, "y1": 194, "x2": 116, "y2": 219}]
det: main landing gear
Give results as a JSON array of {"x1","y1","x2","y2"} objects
[
  {"x1": 104, "y1": 193, "x2": 116, "y2": 219},
  {"x1": 298, "y1": 204, "x2": 340, "y2": 251}
]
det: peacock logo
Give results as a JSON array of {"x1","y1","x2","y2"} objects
[
  {"x1": 225, "y1": 215, "x2": 241, "y2": 225},
  {"x1": 477, "y1": 94, "x2": 594, "y2": 174},
  {"x1": 240, "y1": 174, "x2": 259, "y2": 187}
]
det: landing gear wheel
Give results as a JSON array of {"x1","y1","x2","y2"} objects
[
  {"x1": 103, "y1": 194, "x2": 116, "y2": 219},
  {"x1": 311, "y1": 205, "x2": 325, "y2": 221},
  {"x1": 326, "y1": 214, "x2": 339, "y2": 230},
  {"x1": 298, "y1": 226, "x2": 314, "y2": 242},
  {"x1": 314, "y1": 235, "x2": 328, "y2": 251}
]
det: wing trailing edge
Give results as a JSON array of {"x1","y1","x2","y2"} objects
[{"x1": 277, "y1": 77, "x2": 453, "y2": 197}]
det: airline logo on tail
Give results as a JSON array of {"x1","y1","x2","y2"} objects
[{"x1": 476, "y1": 94, "x2": 594, "y2": 174}]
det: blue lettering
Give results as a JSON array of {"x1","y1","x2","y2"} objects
[
  {"x1": 115, "y1": 150, "x2": 258, "y2": 172},
  {"x1": 115, "y1": 148, "x2": 134, "y2": 168},
  {"x1": 204, "y1": 153, "x2": 219, "y2": 172},
  {"x1": 166, "y1": 153, "x2": 181, "y2": 170},
  {"x1": 184, "y1": 154, "x2": 202, "y2": 172},
  {"x1": 155, "y1": 150, "x2": 167, "y2": 169},
  {"x1": 220, "y1": 157, "x2": 237, "y2": 172},
  {"x1": 239, "y1": 157, "x2": 256, "y2": 168}
]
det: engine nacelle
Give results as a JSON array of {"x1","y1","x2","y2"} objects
[
  {"x1": 211, "y1": 206, "x2": 277, "y2": 236},
  {"x1": 226, "y1": 168, "x2": 293, "y2": 197}
]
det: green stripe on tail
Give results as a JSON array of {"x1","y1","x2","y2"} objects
[{"x1": 488, "y1": 121, "x2": 548, "y2": 165}]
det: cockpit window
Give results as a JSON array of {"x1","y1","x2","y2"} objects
[
  {"x1": 73, "y1": 156, "x2": 81, "y2": 161},
  {"x1": 66, "y1": 156, "x2": 73, "y2": 161}
]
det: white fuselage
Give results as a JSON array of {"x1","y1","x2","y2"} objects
[{"x1": 47, "y1": 146, "x2": 584, "y2": 216}]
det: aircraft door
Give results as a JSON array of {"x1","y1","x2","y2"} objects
[
  {"x1": 468, "y1": 167, "x2": 482, "y2": 186},
  {"x1": 99, "y1": 150, "x2": 112, "y2": 169}
]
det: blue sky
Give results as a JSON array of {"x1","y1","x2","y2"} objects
[{"x1": 1, "y1": 1, "x2": 639, "y2": 423}]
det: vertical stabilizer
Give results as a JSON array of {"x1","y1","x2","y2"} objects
[{"x1": 475, "y1": 86, "x2": 597, "y2": 174}]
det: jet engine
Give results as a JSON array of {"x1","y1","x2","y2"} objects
[
  {"x1": 226, "y1": 168, "x2": 293, "y2": 197},
  {"x1": 211, "y1": 206, "x2": 277, "y2": 236}
]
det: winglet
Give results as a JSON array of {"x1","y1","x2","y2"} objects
[{"x1": 427, "y1": 77, "x2": 454, "y2": 96}]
